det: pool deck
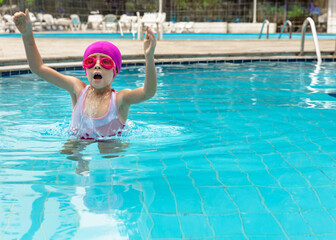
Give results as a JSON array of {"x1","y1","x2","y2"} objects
[{"x1": 0, "y1": 37, "x2": 335, "y2": 73}]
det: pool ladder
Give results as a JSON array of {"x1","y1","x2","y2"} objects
[
  {"x1": 278, "y1": 20, "x2": 292, "y2": 39},
  {"x1": 299, "y1": 17, "x2": 322, "y2": 64},
  {"x1": 260, "y1": 19, "x2": 292, "y2": 39},
  {"x1": 118, "y1": 21, "x2": 124, "y2": 38},
  {"x1": 258, "y1": 19, "x2": 269, "y2": 39}
]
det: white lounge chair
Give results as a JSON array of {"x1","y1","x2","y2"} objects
[
  {"x1": 139, "y1": 12, "x2": 166, "y2": 40},
  {"x1": 118, "y1": 14, "x2": 137, "y2": 33},
  {"x1": 141, "y1": 12, "x2": 157, "y2": 30},
  {"x1": 162, "y1": 21, "x2": 174, "y2": 33},
  {"x1": 3, "y1": 14, "x2": 16, "y2": 33},
  {"x1": 37, "y1": 13, "x2": 43, "y2": 22},
  {"x1": 56, "y1": 17, "x2": 71, "y2": 31},
  {"x1": 118, "y1": 14, "x2": 138, "y2": 38},
  {"x1": 70, "y1": 14, "x2": 82, "y2": 31},
  {"x1": 184, "y1": 22, "x2": 194, "y2": 33},
  {"x1": 103, "y1": 14, "x2": 117, "y2": 33},
  {"x1": 42, "y1": 14, "x2": 57, "y2": 31},
  {"x1": 87, "y1": 14, "x2": 103, "y2": 30},
  {"x1": 28, "y1": 12, "x2": 42, "y2": 31},
  {"x1": 0, "y1": 15, "x2": 6, "y2": 33},
  {"x1": 174, "y1": 21, "x2": 194, "y2": 33}
]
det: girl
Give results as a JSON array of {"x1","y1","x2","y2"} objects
[{"x1": 13, "y1": 9, "x2": 157, "y2": 139}]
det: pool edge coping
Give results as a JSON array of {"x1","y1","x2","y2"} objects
[{"x1": 1, "y1": 54, "x2": 336, "y2": 77}]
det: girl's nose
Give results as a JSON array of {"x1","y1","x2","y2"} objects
[{"x1": 94, "y1": 59, "x2": 101, "y2": 69}]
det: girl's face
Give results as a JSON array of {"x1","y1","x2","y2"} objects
[{"x1": 84, "y1": 53, "x2": 116, "y2": 91}]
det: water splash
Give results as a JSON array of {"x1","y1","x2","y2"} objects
[
  {"x1": 119, "y1": 120, "x2": 186, "y2": 142},
  {"x1": 40, "y1": 118, "x2": 72, "y2": 139},
  {"x1": 39, "y1": 118, "x2": 186, "y2": 142}
]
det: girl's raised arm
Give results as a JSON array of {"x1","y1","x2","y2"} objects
[
  {"x1": 13, "y1": 9, "x2": 84, "y2": 96},
  {"x1": 119, "y1": 27, "x2": 157, "y2": 105}
]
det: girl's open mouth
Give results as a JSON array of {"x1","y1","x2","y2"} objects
[{"x1": 93, "y1": 73, "x2": 103, "y2": 80}]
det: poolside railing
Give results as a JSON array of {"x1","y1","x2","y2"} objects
[
  {"x1": 299, "y1": 17, "x2": 322, "y2": 65},
  {"x1": 258, "y1": 19, "x2": 269, "y2": 39},
  {"x1": 118, "y1": 21, "x2": 124, "y2": 38},
  {"x1": 278, "y1": 20, "x2": 292, "y2": 39}
]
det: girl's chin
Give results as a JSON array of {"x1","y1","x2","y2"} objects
[
  {"x1": 90, "y1": 82, "x2": 110, "y2": 90},
  {"x1": 90, "y1": 80, "x2": 104, "y2": 86},
  {"x1": 92, "y1": 78, "x2": 103, "y2": 82}
]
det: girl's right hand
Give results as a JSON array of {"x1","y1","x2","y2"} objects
[{"x1": 13, "y1": 9, "x2": 32, "y2": 35}]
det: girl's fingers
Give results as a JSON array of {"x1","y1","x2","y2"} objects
[
  {"x1": 145, "y1": 27, "x2": 155, "y2": 37},
  {"x1": 146, "y1": 29, "x2": 155, "y2": 42},
  {"x1": 25, "y1": 9, "x2": 30, "y2": 21},
  {"x1": 148, "y1": 30, "x2": 155, "y2": 39},
  {"x1": 147, "y1": 31, "x2": 153, "y2": 40},
  {"x1": 144, "y1": 27, "x2": 156, "y2": 53},
  {"x1": 13, "y1": 12, "x2": 22, "y2": 20},
  {"x1": 13, "y1": 12, "x2": 26, "y2": 23},
  {"x1": 149, "y1": 33, "x2": 155, "y2": 41}
]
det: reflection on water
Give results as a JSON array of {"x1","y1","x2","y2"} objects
[
  {"x1": 14, "y1": 139, "x2": 147, "y2": 239},
  {"x1": 61, "y1": 139, "x2": 130, "y2": 175},
  {"x1": 70, "y1": 175, "x2": 145, "y2": 239},
  {"x1": 307, "y1": 64, "x2": 336, "y2": 94},
  {"x1": 302, "y1": 63, "x2": 336, "y2": 109},
  {"x1": 60, "y1": 139, "x2": 142, "y2": 238}
]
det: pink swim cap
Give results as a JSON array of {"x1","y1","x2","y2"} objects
[{"x1": 83, "y1": 41, "x2": 122, "y2": 74}]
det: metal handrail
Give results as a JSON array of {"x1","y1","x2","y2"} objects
[
  {"x1": 258, "y1": 19, "x2": 269, "y2": 39},
  {"x1": 278, "y1": 20, "x2": 292, "y2": 39},
  {"x1": 118, "y1": 21, "x2": 124, "y2": 38},
  {"x1": 300, "y1": 17, "x2": 322, "y2": 65}
]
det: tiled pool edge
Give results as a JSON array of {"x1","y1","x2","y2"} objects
[{"x1": 1, "y1": 55, "x2": 336, "y2": 77}]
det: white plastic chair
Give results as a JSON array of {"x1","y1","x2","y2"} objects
[
  {"x1": 174, "y1": 22, "x2": 186, "y2": 33},
  {"x1": 174, "y1": 21, "x2": 194, "y2": 33},
  {"x1": 87, "y1": 14, "x2": 103, "y2": 30},
  {"x1": 139, "y1": 12, "x2": 166, "y2": 40},
  {"x1": 118, "y1": 14, "x2": 138, "y2": 39},
  {"x1": 3, "y1": 14, "x2": 16, "y2": 33},
  {"x1": 162, "y1": 21, "x2": 174, "y2": 33},
  {"x1": 42, "y1": 14, "x2": 57, "y2": 30},
  {"x1": 141, "y1": 12, "x2": 157, "y2": 30},
  {"x1": 70, "y1": 14, "x2": 82, "y2": 31},
  {"x1": 118, "y1": 14, "x2": 137, "y2": 33},
  {"x1": 103, "y1": 14, "x2": 117, "y2": 32},
  {"x1": 0, "y1": 15, "x2": 6, "y2": 33},
  {"x1": 56, "y1": 17, "x2": 71, "y2": 31},
  {"x1": 28, "y1": 12, "x2": 43, "y2": 31},
  {"x1": 184, "y1": 22, "x2": 195, "y2": 33}
]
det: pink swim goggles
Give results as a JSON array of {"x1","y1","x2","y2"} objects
[{"x1": 83, "y1": 56, "x2": 117, "y2": 75}]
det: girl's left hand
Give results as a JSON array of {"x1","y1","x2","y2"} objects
[
  {"x1": 13, "y1": 9, "x2": 32, "y2": 36},
  {"x1": 144, "y1": 27, "x2": 156, "y2": 58}
]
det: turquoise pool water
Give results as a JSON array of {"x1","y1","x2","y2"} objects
[
  {"x1": 1, "y1": 62, "x2": 336, "y2": 239},
  {"x1": 0, "y1": 32, "x2": 336, "y2": 40}
]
